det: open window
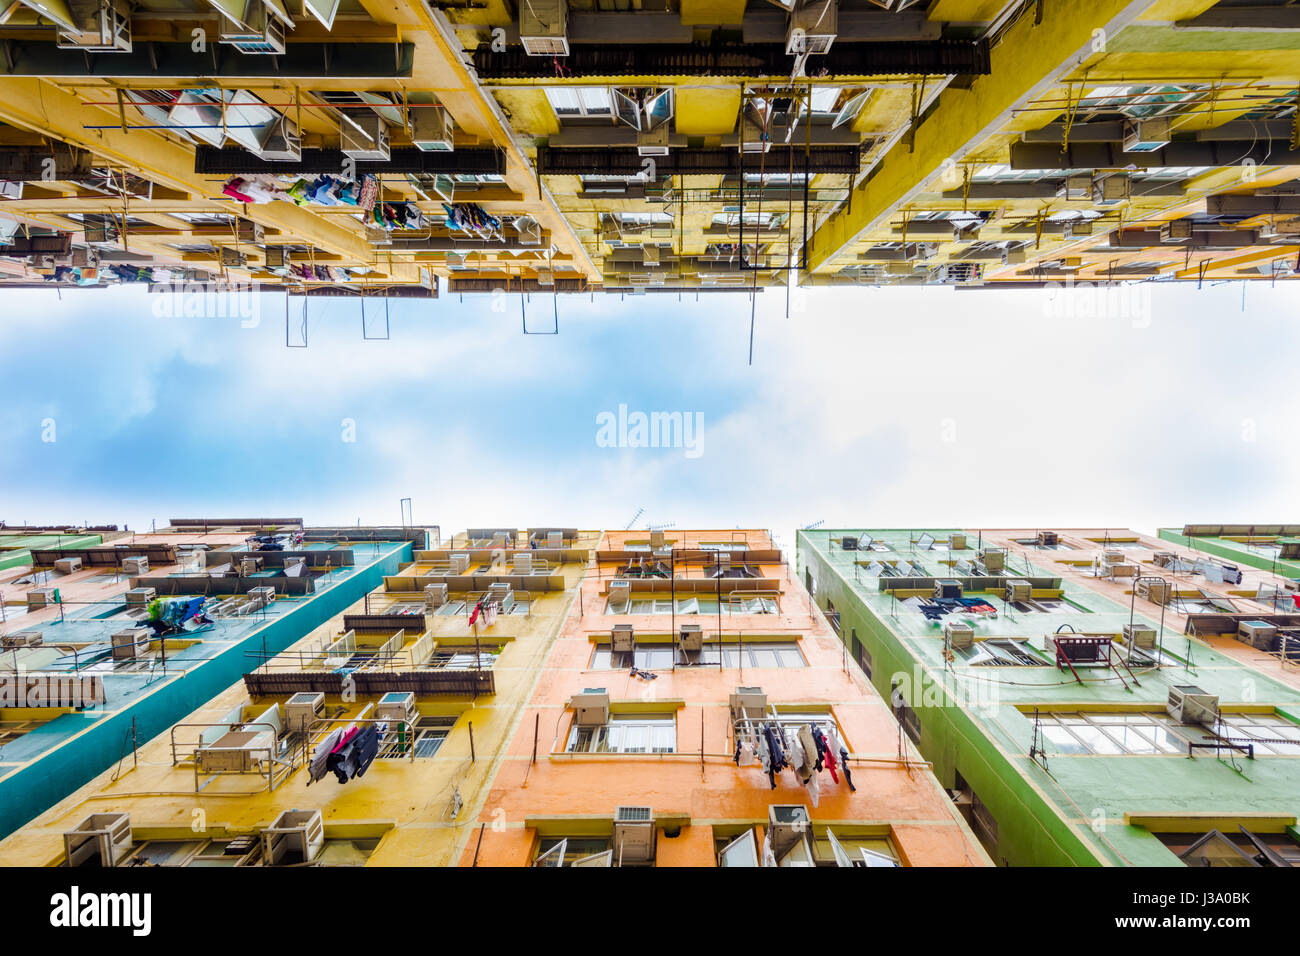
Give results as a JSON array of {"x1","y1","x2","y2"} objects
[{"x1": 717, "y1": 829, "x2": 760, "y2": 867}]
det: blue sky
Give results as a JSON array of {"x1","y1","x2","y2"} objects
[{"x1": 1, "y1": 279, "x2": 1296, "y2": 551}]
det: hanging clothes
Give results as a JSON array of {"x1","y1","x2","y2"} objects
[
  {"x1": 762, "y1": 832, "x2": 778, "y2": 868},
  {"x1": 810, "y1": 725, "x2": 830, "y2": 775},
  {"x1": 763, "y1": 723, "x2": 786, "y2": 773},
  {"x1": 797, "y1": 725, "x2": 819, "y2": 777},
  {"x1": 306, "y1": 727, "x2": 342, "y2": 786},
  {"x1": 806, "y1": 768, "x2": 821, "y2": 808},
  {"x1": 824, "y1": 723, "x2": 855, "y2": 791},
  {"x1": 353, "y1": 722, "x2": 385, "y2": 778}
]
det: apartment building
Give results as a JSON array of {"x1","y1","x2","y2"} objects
[
  {"x1": 0, "y1": 517, "x2": 420, "y2": 839},
  {"x1": 0, "y1": 526, "x2": 594, "y2": 867},
  {"x1": 463, "y1": 529, "x2": 988, "y2": 867},
  {"x1": 798, "y1": 526, "x2": 1300, "y2": 866},
  {"x1": 1, "y1": 1, "x2": 1293, "y2": 298}
]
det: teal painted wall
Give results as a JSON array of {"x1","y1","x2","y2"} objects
[{"x1": 0, "y1": 541, "x2": 410, "y2": 839}]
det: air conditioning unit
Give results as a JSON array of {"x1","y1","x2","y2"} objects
[
  {"x1": 111, "y1": 627, "x2": 150, "y2": 660},
  {"x1": 1001, "y1": 246, "x2": 1026, "y2": 266},
  {"x1": 1123, "y1": 117, "x2": 1171, "y2": 153},
  {"x1": 520, "y1": 0, "x2": 568, "y2": 56},
  {"x1": 740, "y1": 120, "x2": 771, "y2": 154},
  {"x1": 284, "y1": 692, "x2": 324, "y2": 734},
  {"x1": 1160, "y1": 219, "x2": 1193, "y2": 243},
  {"x1": 678, "y1": 623, "x2": 703, "y2": 652},
  {"x1": 448, "y1": 553, "x2": 470, "y2": 574},
  {"x1": 729, "y1": 685, "x2": 767, "y2": 720},
  {"x1": 411, "y1": 107, "x2": 455, "y2": 152},
  {"x1": 571, "y1": 688, "x2": 610, "y2": 727},
  {"x1": 255, "y1": 114, "x2": 302, "y2": 161},
  {"x1": 611, "y1": 624, "x2": 635, "y2": 653},
  {"x1": 27, "y1": 587, "x2": 57, "y2": 609},
  {"x1": 1136, "y1": 578, "x2": 1170, "y2": 605},
  {"x1": 487, "y1": 582, "x2": 515, "y2": 613},
  {"x1": 264, "y1": 245, "x2": 288, "y2": 269},
  {"x1": 64, "y1": 812, "x2": 133, "y2": 867},
  {"x1": 1061, "y1": 219, "x2": 1093, "y2": 238},
  {"x1": 944, "y1": 621, "x2": 975, "y2": 650},
  {"x1": 514, "y1": 216, "x2": 542, "y2": 246},
  {"x1": 512, "y1": 552, "x2": 533, "y2": 574},
  {"x1": 221, "y1": 247, "x2": 247, "y2": 268},
  {"x1": 125, "y1": 586, "x2": 156, "y2": 606},
  {"x1": 650, "y1": 531, "x2": 665, "y2": 549},
  {"x1": 840, "y1": 536, "x2": 858, "y2": 551},
  {"x1": 54, "y1": 557, "x2": 83, "y2": 574},
  {"x1": 786, "y1": 0, "x2": 837, "y2": 55},
  {"x1": 1092, "y1": 172, "x2": 1130, "y2": 206},
  {"x1": 56, "y1": 0, "x2": 132, "y2": 53},
  {"x1": 341, "y1": 112, "x2": 391, "y2": 161},
  {"x1": 949, "y1": 533, "x2": 966, "y2": 551},
  {"x1": 607, "y1": 580, "x2": 631, "y2": 609},
  {"x1": 1005, "y1": 579, "x2": 1032, "y2": 602},
  {"x1": 239, "y1": 556, "x2": 262, "y2": 576},
  {"x1": 637, "y1": 127, "x2": 670, "y2": 157},
  {"x1": 217, "y1": 0, "x2": 288, "y2": 54},
  {"x1": 1037, "y1": 531, "x2": 1059, "y2": 547},
  {"x1": 424, "y1": 583, "x2": 448, "y2": 609},
  {"x1": 261, "y1": 809, "x2": 324, "y2": 865},
  {"x1": 767, "y1": 804, "x2": 812, "y2": 859},
  {"x1": 613, "y1": 805, "x2": 656, "y2": 863},
  {"x1": 547, "y1": 531, "x2": 564, "y2": 548},
  {"x1": 1238, "y1": 620, "x2": 1279, "y2": 650},
  {"x1": 247, "y1": 586, "x2": 276, "y2": 609},
  {"x1": 1151, "y1": 551, "x2": 1178, "y2": 568},
  {"x1": 1, "y1": 630, "x2": 43, "y2": 649},
  {"x1": 979, "y1": 549, "x2": 1005, "y2": 572},
  {"x1": 1123, "y1": 623, "x2": 1157, "y2": 649},
  {"x1": 934, "y1": 579, "x2": 962, "y2": 601},
  {"x1": 377, "y1": 692, "x2": 417, "y2": 727},
  {"x1": 1061, "y1": 174, "x2": 1091, "y2": 201},
  {"x1": 1167, "y1": 684, "x2": 1218, "y2": 726}
]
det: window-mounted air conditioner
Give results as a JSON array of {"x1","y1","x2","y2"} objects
[
  {"x1": 284, "y1": 692, "x2": 324, "y2": 734},
  {"x1": 1092, "y1": 172, "x2": 1129, "y2": 205},
  {"x1": 1061, "y1": 174, "x2": 1091, "y2": 201},
  {"x1": 221, "y1": 247, "x2": 247, "y2": 268},
  {"x1": 1, "y1": 630, "x2": 43, "y2": 649},
  {"x1": 125, "y1": 586, "x2": 156, "y2": 606},
  {"x1": 611, "y1": 624, "x2": 635, "y2": 653},
  {"x1": 377, "y1": 692, "x2": 417, "y2": 727},
  {"x1": 949, "y1": 533, "x2": 967, "y2": 550},
  {"x1": 729, "y1": 686, "x2": 767, "y2": 720},
  {"x1": 934, "y1": 579, "x2": 962, "y2": 601},
  {"x1": 264, "y1": 245, "x2": 288, "y2": 269},
  {"x1": 64, "y1": 812, "x2": 133, "y2": 867},
  {"x1": 613, "y1": 806, "x2": 656, "y2": 863},
  {"x1": 239, "y1": 556, "x2": 262, "y2": 576},
  {"x1": 512, "y1": 552, "x2": 533, "y2": 575},
  {"x1": 786, "y1": 0, "x2": 837, "y2": 55},
  {"x1": 979, "y1": 549, "x2": 1005, "y2": 572},
  {"x1": 54, "y1": 557, "x2": 83, "y2": 574},
  {"x1": 1005, "y1": 579, "x2": 1032, "y2": 602},
  {"x1": 111, "y1": 627, "x2": 150, "y2": 660},
  {"x1": 1123, "y1": 117, "x2": 1171, "y2": 153},
  {"x1": 1061, "y1": 219, "x2": 1093, "y2": 238},
  {"x1": 1160, "y1": 219, "x2": 1193, "y2": 243},
  {"x1": 121, "y1": 556, "x2": 149, "y2": 574},
  {"x1": 27, "y1": 582, "x2": 58, "y2": 606},
  {"x1": 1238, "y1": 620, "x2": 1279, "y2": 650},
  {"x1": 1123, "y1": 623, "x2": 1157, "y2": 650},
  {"x1": 1001, "y1": 246, "x2": 1026, "y2": 266},
  {"x1": 768, "y1": 804, "x2": 812, "y2": 858},
  {"x1": 1135, "y1": 578, "x2": 1170, "y2": 605},
  {"x1": 1167, "y1": 685, "x2": 1218, "y2": 726},
  {"x1": 678, "y1": 623, "x2": 703, "y2": 652},
  {"x1": 261, "y1": 809, "x2": 324, "y2": 865},
  {"x1": 411, "y1": 107, "x2": 455, "y2": 152},
  {"x1": 56, "y1": 0, "x2": 132, "y2": 53},
  {"x1": 514, "y1": 216, "x2": 542, "y2": 246},
  {"x1": 607, "y1": 580, "x2": 631, "y2": 608},
  {"x1": 448, "y1": 552, "x2": 470, "y2": 574},
  {"x1": 247, "y1": 586, "x2": 276, "y2": 609},
  {"x1": 535, "y1": 268, "x2": 555, "y2": 287},
  {"x1": 216, "y1": 0, "x2": 289, "y2": 55},
  {"x1": 255, "y1": 114, "x2": 302, "y2": 162},
  {"x1": 840, "y1": 536, "x2": 858, "y2": 551},
  {"x1": 341, "y1": 112, "x2": 391, "y2": 162},
  {"x1": 944, "y1": 621, "x2": 974, "y2": 650},
  {"x1": 741, "y1": 120, "x2": 771, "y2": 154},
  {"x1": 424, "y1": 583, "x2": 448, "y2": 609},
  {"x1": 1037, "y1": 531, "x2": 1059, "y2": 547},
  {"x1": 637, "y1": 127, "x2": 670, "y2": 158},
  {"x1": 571, "y1": 688, "x2": 610, "y2": 727},
  {"x1": 520, "y1": 0, "x2": 568, "y2": 56}
]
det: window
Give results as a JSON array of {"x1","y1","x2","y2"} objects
[
  {"x1": 1158, "y1": 828, "x2": 1300, "y2": 867},
  {"x1": 955, "y1": 639, "x2": 1044, "y2": 667},
  {"x1": 891, "y1": 686, "x2": 920, "y2": 745},
  {"x1": 566, "y1": 715, "x2": 676, "y2": 754},
  {"x1": 716, "y1": 829, "x2": 760, "y2": 868},
  {"x1": 533, "y1": 837, "x2": 612, "y2": 867},
  {"x1": 1033, "y1": 711, "x2": 1300, "y2": 756},
  {"x1": 815, "y1": 830, "x2": 899, "y2": 867},
  {"x1": 380, "y1": 715, "x2": 456, "y2": 759},
  {"x1": 971, "y1": 793, "x2": 998, "y2": 850},
  {"x1": 605, "y1": 596, "x2": 778, "y2": 615},
  {"x1": 544, "y1": 87, "x2": 612, "y2": 117},
  {"x1": 427, "y1": 647, "x2": 499, "y2": 669},
  {"x1": 1007, "y1": 597, "x2": 1087, "y2": 614}
]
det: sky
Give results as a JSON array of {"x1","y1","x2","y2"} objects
[{"x1": 0, "y1": 278, "x2": 1296, "y2": 554}]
